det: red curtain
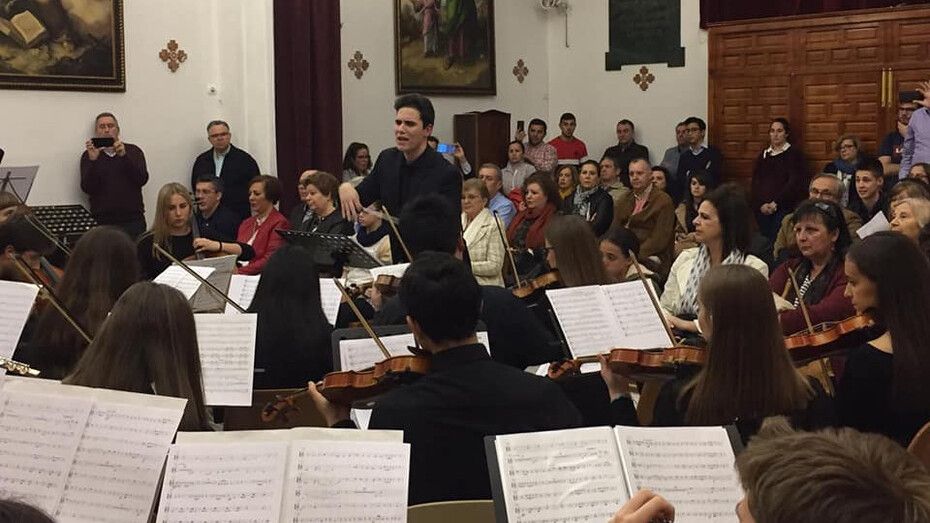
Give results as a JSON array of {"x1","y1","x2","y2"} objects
[
  {"x1": 700, "y1": 0, "x2": 927, "y2": 27},
  {"x1": 273, "y1": 0, "x2": 343, "y2": 215}
]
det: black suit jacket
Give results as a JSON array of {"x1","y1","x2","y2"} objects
[
  {"x1": 356, "y1": 344, "x2": 582, "y2": 504},
  {"x1": 356, "y1": 147, "x2": 462, "y2": 262},
  {"x1": 191, "y1": 144, "x2": 260, "y2": 220}
]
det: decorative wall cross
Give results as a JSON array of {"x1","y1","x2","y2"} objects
[
  {"x1": 348, "y1": 51, "x2": 369, "y2": 79},
  {"x1": 633, "y1": 66, "x2": 655, "y2": 91},
  {"x1": 158, "y1": 39, "x2": 187, "y2": 73},
  {"x1": 512, "y1": 59, "x2": 529, "y2": 83}
]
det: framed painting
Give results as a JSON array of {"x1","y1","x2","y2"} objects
[
  {"x1": 394, "y1": 0, "x2": 496, "y2": 96},
  {"x1": 0, "y1": 0, "x2": 125, "y2": 92}
]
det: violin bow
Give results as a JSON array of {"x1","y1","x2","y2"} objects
[
  {"x1": 332, "y1": 278, "x2": 392, "y2": 359},
  {"x1": 8, "y1": 253, "x2": 92, "y2": 344},
  {"x1": 188, "y1": 192, "x2": 205, "y2": 261},
  {"x1": 153, "y1": 244, "x2": 245, "y2": 313},
  {"x1": 380, "y1": 205, "x2": 413, "y2": 263},
  {"x1": 786, "y1": 265, "x2": 835, "y2": 395},
  {"x1": 493, "y1": 210, "x2": 524, "y2": 288},
  {"x1": 630, "y1": 253, "x2": 677, "y2": 346}
]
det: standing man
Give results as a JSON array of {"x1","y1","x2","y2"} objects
[
  {"x1": 80, "y1": 112, "x2": 148, "y2": 239},
  {"x1": 899, "y1": 79, "x2": 930, "y2": 180},
  {"x1": 660, "y1": 121, "x2": 688, "y2": 183},
  {"x1": 611, "y1": 158, "x2": 675, "y2": 274},
  {"x1": 339, "y1": 94, "x2": 462, "y2": 262},
  {"x1": 878, "y1": 92, "x2": 919, "y2": 180},
  {"x1": 191, "y1": 120, "x2": 260, "y2": 221},
  {"x1": 548, "y1": 112, "x2": 588, "y2": 167},
  {"x1": 675, "y1": 116, "x2": 724, "y2": 203},
  {"x1": 602, "y1": 119, "x2": 649, "y2": 179},
  {"x1": 193, "y1": 174, "x2": 240, "y2": 242},
  {"x1": 515, "y1": 118, "x2": 558, "y2": 174}
]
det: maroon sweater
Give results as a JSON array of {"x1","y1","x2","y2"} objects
[
  {"x1": 80, "y1": 143, "x2": 148, "y2": 224},
  {"x1": 750, "y1": 145, "x2": 808, "y2": 211},
  {"x1": 770, "y1": 257, "x2": 855, "y2": 335}
]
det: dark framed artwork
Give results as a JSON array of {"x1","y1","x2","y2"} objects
[
  {"x1": 394, "y1": 0, "x2": 496, "y2": 96},
  {"x1": 0, "y1": 0, "x2": 125, "y2": 92}
]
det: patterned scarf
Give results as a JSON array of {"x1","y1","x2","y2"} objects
[
  {"x1": 677, "y1": 244, "x2": 747, "y2": 315},
  {"x1": 572, "y1": 186, "x2": 596, "y2": 218}
]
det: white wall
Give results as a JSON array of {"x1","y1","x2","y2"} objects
[{"x1": 0, "y1": 0, "x2": 275, "y2": 226}]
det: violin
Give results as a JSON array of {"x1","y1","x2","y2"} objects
[
  {"x1": 512, "y1": 270, "x2": 561, "y2": 299},
  {"x1": 784, "y1": 314, "x2": 880, "y2": 363},
  {"x1": 547, "y1": 345, "x2": 707, "y2": 381}
]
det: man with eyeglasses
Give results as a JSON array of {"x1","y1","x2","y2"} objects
[
  {"x1": 191, "y1": 120, "x2": 260, "y2": 220},
  {"x1": 674, "y1": 116, "x2": 723, "y2": 205},
  {"x1": 879, "y1": 92, "x2": 920, "y2": 180},
  {"x1": 193, "y1": 174, "x2": 240, "y2": 242}
]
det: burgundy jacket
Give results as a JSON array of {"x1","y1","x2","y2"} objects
[{"x1": 770, "y1": 257, "x2": 855, "y2": 335}]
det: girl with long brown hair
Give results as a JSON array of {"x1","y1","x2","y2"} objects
[{"x1": 543, "y1": 214, "x2": 609, "y2": 287}]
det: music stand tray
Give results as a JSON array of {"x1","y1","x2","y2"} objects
[
  {"x1": 276, "y1": 229, "x2": 383, "y2": 269},
  {"x1": 0, "y1": 165, "x2": 38, "y2": 202},
  {"x1": 30, "y1": 204, "x2": 97, "y2": 247}
]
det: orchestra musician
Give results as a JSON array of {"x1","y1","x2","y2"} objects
[
  {"x1": 543, "y1": 214, "x2": 610, "y2": 287},
  {"x1": 307, "y1": 251, "x2": 582, "y2": 505},
  {"x1": 837, "y1": 231, "x2": 930, "y2": 446},
  {"x1": 0, "y1": 191, "x2": 26, "y2": 225},
  {"x1": 603, "y1": 264, "x2": 834, "y2": 443},
  {"x1": 136, "y1": 183, "x2": 198, "y2": 279},
  {"x1": 0, "y1": 213, "x2": 56, "y2": 283},
  {"x1": 599, "y1": 225, "x2": 662, "y2": 292},
  {"x1": 64, "y1": 282, "x2": 211, "y2": 432},
  {"x1": 506, "y1": 171, "x2": 561, "y2": 279}
]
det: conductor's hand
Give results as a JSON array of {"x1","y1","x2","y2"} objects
[
  {"x1": 307, "y1": 382, "x2": 351, "y2": 427},
  {"x1": 609, "y1": 490, "x2": 675, "y2": 523},
  {"x1": 339, "y1": 182, "x2": 363, "y2": 221},
  {"x1": 113, "y1": 139, "x2": 126, "y2": 157},
  {"x1": 85, "y1": 140, "x2": 101, "y2": 161}
]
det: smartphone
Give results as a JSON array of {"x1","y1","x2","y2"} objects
[
  {"x1": 517, "y1": 120, "x2": 525, "y2": 132},
  {"x1": 436, "y1": 143, "x2": 455, "y2": 154},
  {"x1": 91, "y1": 137, "x2": 115, "y2": 148}
]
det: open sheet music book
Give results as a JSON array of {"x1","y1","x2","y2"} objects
[
  {"x1": 159, "y1": 428, "x2": 409, "y2": 523},
  {"x1": 0, "y1": 280, "x2": 39, "y2": 359},
  {"x1": 486, "y1": 425, "x2": 743, "y2": 523},
  {"x1": 546, "y1": 280, "x2": 673, "y2": 357},
  {"x1": 224, "y1": 275, "x2": 342, "y2": 325},
  {"x1": 194, "y1": 313, "x2": 257, "y2": 406},
  {"x1": 337, "y1": 331, "x2": 490, "y2": 372},
  {"x1": 153, "y1": 265, "x2": 215, "y2": 300},
  {"x1": 0, "y1": 379, "x2": 186, "y2": 523},
  {"x1": 187, "y1": 255, "x2": 237, "y2": 312}
]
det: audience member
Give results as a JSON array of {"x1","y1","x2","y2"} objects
[
  {"x1": 674, "y1": 169, "x2": 714, "y2": 256},
  {"x1": 300, "y1": 171, "x2": 353, "y2": 235},
  {"x1": 773, "y1": 174, "x2": 862, "y2": 263},
  {"x1": 461, "y1": 178, "x2": 504, "y2": 286},
  {"x1": 650, "y1": 165, "x2": 670, "y2": 193},
  {"x1": 543, "y1": 214, "x2": 610, "y2": 287},
  {"x1": 909, "y1": 161, "x2": 929, "y2": 184},
  {"x1": 193, "y1": 174, "x2": 240, "y2": 242},
  {"x1": 751, "y1": 118, "x2": 809, "y2": 244},
  {"x1": 838, "y1": 231, "x2": 930, "y2": 445},
  {"x1": 879, "y1": 92, "x2": 920, "y2": 179},
  {"x1": 355, "y1": 202, "x2": 392, "y2": 264},
  {"x1": 890, "y1": 197, "x2": 930, "y2": 244},
  {"x1": 80, "y1": 112, "x2": 148, "y2": 238},
  {"x1": 341, "y1": 142, "x2": 371, "y2": 184},
  {"x1": 611, "y1": 158, "x2": 675, "y2": 273},
  {"x1": 555, "y1": 164, "x2": 577, "y2": 201},
  {"x1": 599, "y1": 155, "x2": 629, "y2": 204},
  {"x1": 235, "y1": 175, "x2": 289, "y2": 275},
  {"x1": 848, "y1": 159, "x2": 888, "y2": 223},
  {"x1": 288, "y1": 169, "x2": 316, "y2": 229},
  {"x1": 824, "y1": 133, "x2": 874, "y2": 207},
  {"x1": 561, "y1": 160, "x2": 613, "y2": 236},
  {"x1": 190, "y1": 120, "x2": 260, "y2": 220},
  {"x1": 674, "y1": 116, "x2": 723, "y2": 205},
  {"x1": 888, "y1": 177, "x2": 930, "y2": 206},
  {"x1": 659, "y1": 121, "x2": 688, "y2": 179},
  {"x1": 501, "y1": 140, "x2": 534, "y2": 194},
  {"x1": 515, "y1": 118, "x2": 558, "y2": 173},
  {"x1": 602, "y1": 119, "x2": 650, "y2": 179},
  {"x1": 507, "y1": 172, "x2": 561, "y2": 277},
  {"x1": 477, "y1": 163, "x2": 516, "y2": 227},
  {"x1": 428, "y1": 136, "x2": 472, "y2": 178},
  {"x1": 547, "y1": 112, "x2": 588, "y2": 166},
  {"x1": 899, "y1": 80, "x2": 930, "y2": 179}
]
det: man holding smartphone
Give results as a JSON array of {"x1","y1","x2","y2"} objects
[{"x1": 80, "y1": 112, "x2": 149, "y2": 238}]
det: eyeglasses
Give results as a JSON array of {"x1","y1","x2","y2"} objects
[
  {"x1": 813, "y1": 201, "x2": 839, "y2": 219},
  {"x1": 839, "y1": 143, "x2": 856, "y2": 150},
  {"x1": 209, "y1": 132, "x2": 230, "y2": 139}
]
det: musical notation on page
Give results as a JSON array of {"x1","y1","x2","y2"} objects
[
  {"x1": 0, "y1": 280, "x2": 39, "y2": 359},
  {"x1": 154, "y1": 265, "x2": 215, "y2": 300},
  {"x1": 194, "y1": 314, "x2": 257, "y2": 406},
  {"x1": 339, "y1": 332, "x2": 489, "y2": 372}
]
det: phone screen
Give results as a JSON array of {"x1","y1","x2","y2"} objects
[
  {"x1": 91, "y1": 137, "x2": 115, "y2": 148},
  {"x1": 436, "y1": 143, "x2": 455, "y2": 154},
  {"x1": 517, "y1": 120, "x2": 525, "y2": 132}
]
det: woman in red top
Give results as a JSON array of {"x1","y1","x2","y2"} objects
[
  {"x1": 506, "y1": 171, "x2": 560, "y2": 279},
  {"x1": 235, "y1": 175, "x2": 289, "y2": 275}
]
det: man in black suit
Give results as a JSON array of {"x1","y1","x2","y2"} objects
[
  {"x1": 308, "y1": 252, "x2": 582, "y2": 505},
  {"x1": 338, "y1": 94, "x2": 462, "y2": 262},
  {"x1": 190, "y1": 120, "x2": 260, "y2": 220}
]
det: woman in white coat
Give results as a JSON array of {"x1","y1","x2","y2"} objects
[{"x1": 461, "y1": 178, "x2": 505, "y2": 286}]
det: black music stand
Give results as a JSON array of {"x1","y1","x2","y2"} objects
[
  {"x1": 0, "y1": 165, "x2": 38, "y2": 202},
  {"x1": 276, "y1": 230, "x2": 383, "y2": 270}
]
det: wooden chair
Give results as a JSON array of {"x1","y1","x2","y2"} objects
[
  {"x1": 407, "y1": 500, "x2": 495, "y2": 523},
  {"x1": 222, "y1": 388, "x2": 327, "y2": 431},
  {"x1": 907, "y1": 421, "x2": 930, "y2": 470}
]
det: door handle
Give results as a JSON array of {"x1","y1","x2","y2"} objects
[{"x1": 881, "y1": 68, "x2": 888, "y2": 108}]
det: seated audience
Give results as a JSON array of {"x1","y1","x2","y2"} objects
[
  {"x1": 547, "y1": 112, "x2": 588, "y2": 166},
  {"x1": 650, "y1": 165, "x2": 670, "y2": 193},
  {"x1": 838, "y1": 231, "x2": 930, "y2": 445},
  {"x1": 659, "y1": 121, "x2": 688, "y2": 182},
  {"x1": 355, "y1": 202, "x2": 392, "y2": 263},
  {"x1": 515, "y1": 118, "x2": 558, "y2": 173},
  {"x1": 307, "y1": 252, "x2": 582, "y2": 505},
  {"x1": 770, "y1": 200, "x2": 855, "y2": 334},
  {"x1": 248, "y1": 245, "x2": 333, "y2": 388},
  {"x1": 300, "y1": 171, "x2": 354, "y2": 235},
  {"x1": 190, "y1": 120, "x2": 260, "y2": 220},
  {"x1": 341, "y1": 142, "x2": 371, "y2": 184},
  {"x1": 64, "y1": 282, "x2": 211, "y2": 432},
  {"x1": 602, "y1": 119, "x2": 649, "y2": 181},
  {"x1": 611, "y1": 158, "x2": 675, "y2": 274},
  {"x1": 19, "y1": 227, "x2": 139, "y2": 379},
  {"x1": 233, "y1": 175, "x2": 289, "y2": 275},
  {"x1": 501, "y1": 140, "x2": 534, "y2": 195},
  {"x1": 675, "y1": 116, "x2": 723, "y2": 204},
  {"x1": 136, "y1": 183, "x2": 197, "y2": 279},
  {"x1": 824, "y1": 133, "x2": 874, "y2": 207},
  {"x1": 674, "y1": 169, "x2": 714, "y2": 256},
  {"x1": 599, "y1": 155, "x2": 629, "y2": 204},
  {"x1": 890, "y1": 198, "x2": 930, "y2": 244},
  {"x1": 751, "y1": 118, "x2": 809, "y2": 244},
  {"x1": 193, "y1": 174, "x2": 240, "y2": 242},
  {"x1": 461, "y1": 178, "x2": 504, "y2": 286},
  {"x1": 477, "y1": 163, "x2": 516, "y2": 227},
  {"x1": 543, "y1": 215, "x2": 611, "y2": 287},
  {"x1": 289, "y1": 169, "x2": 316, "y2": 229},
  {"x1": 848, "y1": 159, "x2": 888, "y2": 223},
  {"x1": 660, "y1": 184, "x2": 768, "y2": 335},
  {"x1": 555, "y1": 164, "x2": 578, "y2": 201},
  {"x1": 889, "y1": 177, "x2": 930, "y2": 206},
  {"x1": 773, "y1": 174, "x2": 862, "y2": 263},
  {"x1": 561, "y1": 160, "x2": 613, "y2": 236},
  {"x1": 599, "y1": 226, "x2": 660, "y2": 291},
  {"x1": 507, "y1": 172, "x2": 561, "y2": 278},
  {"x1": 605, "y1": 264, "x2": 833, "y2": 442},
  {"x1": 909, "y1": 162, "x2": 930, "y2": 184}
]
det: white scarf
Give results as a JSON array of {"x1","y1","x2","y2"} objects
[{"x1": 677, "y1": 244, "x2": 747, "y2": 315}]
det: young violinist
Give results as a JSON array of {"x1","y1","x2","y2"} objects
[
  {"x1": 604, "y1": 264, "x2": 834, "y2": 442},
  {"x1": 307, "y1": 251, "x2": 582, "y2": 505},
  {"x1": 769, "y1": 199, "x2": 855, "y2": 334},
  {"x1": 136, "y1": 183, "x2": 198, "y2": 279},
  {"x1": 543, "y1": 214, "x2": 611, "y2": 287},
  {"x1": 838, "y1": 231, "x2": 930, "y2": 446},
  {"x1": 0, "y1": 213, "x2": 56, "y2": 283},
  {"x1": 64, "y1": 282, "x2": 211, "y2": 432},
  {"x1": 660, "y1": 183, "x2": 768, "y2": 335},
  {"x1": 599, "y1": 225, "x2": 662, "y2": 293}
]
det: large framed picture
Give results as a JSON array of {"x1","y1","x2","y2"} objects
[
  {"x1": 0, "y1": 0, "x2": 125, "y2": 92},
  {"x1": 394, "y1": 0, "x2": 496, "y2": 96}
]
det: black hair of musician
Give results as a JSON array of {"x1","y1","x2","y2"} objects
[
  {"x1": 398, "y1": 194, "x2": 459, "y2": 258},
  {"x1": 0, "y1": 499, "x2": 56, "y2": 523},
  {"x1": 703, "y1": 183, "x2": 753, "y2": 256},
  {"x1": 395, "y1": 93, "x2": 436, "y2": 128},
  {"x1": 400, "y1": 251, "x2": 480, "y2": 343},
  {"x1": 247, "y1": 244, "x2": 333, "y2": 386},
  {"x1": 600, "y1": 225, "x2": 640, "y2": 259},
  {"x1": 0, "y1": 213, "x2": 55, "y2": 256},
  {"x1": 791, "y1": 199, "x2": 852, "y2": 258}
]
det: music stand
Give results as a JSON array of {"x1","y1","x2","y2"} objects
[
  {"x1": 0, "y1": 165, "x2": 38, "y2": 202},
  {"x1": 276, "y1": 230, "x2": 383, "y2": 269}
]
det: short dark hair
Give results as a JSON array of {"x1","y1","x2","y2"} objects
[
  {"x1": 94, "y1": 112, "x2": 117, "y2": 126},
  {"x1": 559, "y1": 112, "x2": 576, "y2": 123},
  {"x1": 398, "y1": 195, "x2": 460, "y2": 257},
  {"x1": 508, "y1": 140, "x2": 524, "y2": 153},
  {"x1": 427, "y1": 136, "x2": 440, "y2": 146},
  {"x1": 683, "y1": 116, "x2": 707, "y2": 131},
  {"x1": 206, "y1": 120, "x2": 229, "y2": 132},
  {"x1": 651, "y1": 165, "x2": 670, "y2": 178},
  {"x1": 771, "y1": 117, "x2": 791, "y2": 137},
  {"x1": 400, "y1": 252, "x2": 481, "y2": 343},
  {"x1": 528, "y1": 118, "x2": 547, "y2": 132},
  {"x1": 394, "y1": 93, "x2": 436, "y2": 128},
  {"x1": 248, "y1": 175, "x2": 282, "y2": 205},
  {"x1": 792, "y1": 199, "x2": 852, "y2": 257},
  {"x1": 194, "y1": 174, "x2": 223, "y2": 193},
  {"x1": 856, "y1": 159, "x2": 884, "y2": 181},
  {"x1": 704, "y1": 183, "x2": 752, "y2": 255},
  {"x1": 617, "y1": 119, "x2": 635, "y2": 131},
  {"x1": 0, "y1": 214, "x2": 55, "y2": 255}
]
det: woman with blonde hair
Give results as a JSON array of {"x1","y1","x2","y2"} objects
[
  {"x1": 461, "y1": 178, "x2": 504, "y2": 286},
  {"x1": 136, "y1": 183, "x2": 196, "y2": 279},
  {"x1": 890, "y1": 197, "x2": 930, "y2": 243}
]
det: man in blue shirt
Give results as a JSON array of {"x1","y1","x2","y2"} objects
[{"x1": 477, "y1": 163, "x2": 516, "y2": 227}]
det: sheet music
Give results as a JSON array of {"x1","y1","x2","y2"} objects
[
  {"x1": 495, "y1": 427, "x2": 628, "y2": 522},
  {"x1": 369, "y1": 263, "x2": 409, "y2": 279},
  {"x1": 281, "y1": 440, "x2": 410, "y2": 522},
  {"x1": 54, "y1": 390, "x2": 186, "y2": 523},
  {"x1": 174, "y1": 426, "x2": 402, "y2": 444},
  {"x1": 224, "y1": 274, "x2": 261, "y2": 313},
  {"x1": 857, "y1": 211, "x2": 891, "y2": 239},
  {"x1": 156, "y1": 441, "x2": 288, "y2": 523},
  {"x1": 0, "y1": 280, "x2": 39, "y2": 359},
  {"x1": 601, "y1": 281, "x2": 674, "y2": 349},
  {"x1": 338, "y1": 332, "x2": 490, "y2": 371},
  {"x1": 614, "y1": 426, "x2": 742, "y2": 522},
  {"x1": 0, "y1": 390, "x2": 93, "y2": 514},
  {"x1": 319, "y1": 278, "x2": 342, "y2": 326},
  {"x1": 188, "y1": 255, "x2": 237, "y2": 312},
  {"x1": 546, "y1": 286, "x2": 624, "y2": 357},
  {"x1": 154, "y1": 265, "x2": 215, "y2": 300},
  {"x1": 194, "y1": 314, "x2": 257, "y2": 406}
]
